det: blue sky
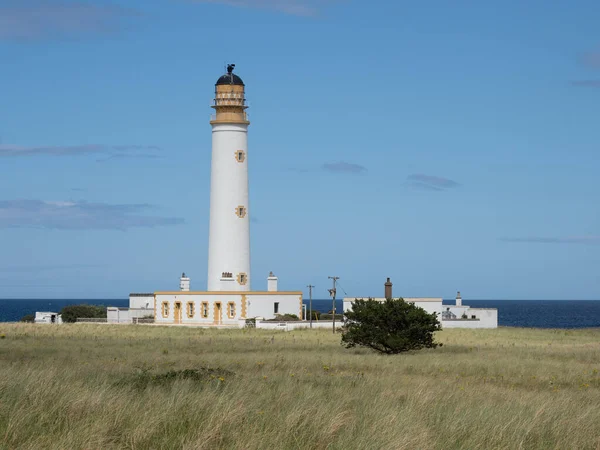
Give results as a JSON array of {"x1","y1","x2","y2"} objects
[{"x1": 0, "y1": 0, "x2": 599, "y2": 300}]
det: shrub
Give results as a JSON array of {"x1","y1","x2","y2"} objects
[
  {"x1": 307, "y1": 310, "x2": 321, "y2": 320},
  {"x1": 266, "y1": 314, "x2": 300, "y2": 322},
  {"x1": 341, "y1": 298, "x2": 442, "y2": 354},
  {"x1": 60, "y1": 304, "x2": 107, "y2": 323},
  {"x1": 20, "y1": 314, "x2": 35, "y2": 323},
  {"x1": 319, "y1": 314, "x2": 344, "y2": 321}
]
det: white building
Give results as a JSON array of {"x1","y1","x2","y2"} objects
[
  {"x1": 124, "y1": 65, "x2": 302, "y2": 326},
  {"x1": 34, "y1": 312, "x2": 62, "y2": 324},
  {"x1": 154, "y1": 272, "x2": 302, "y2": 325},
  {"x1": 343, "y1": 279, "x2": 498, "y2": 329}
]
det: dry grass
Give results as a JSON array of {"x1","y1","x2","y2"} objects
[{"x1": 0, "y1": 324, "x2": 599, "y2": 449}]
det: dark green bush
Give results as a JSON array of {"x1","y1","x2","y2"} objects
[
  {"x1": 342, "y1": 298, "x2": 442, "y2": 354},
  {"x1": 59, "y1": 304, "x2": 107, "y2": 323},
  {"x1": 20, "y1": 314, "x2": 35, "y2": 323},
  {"x1": 319, "y1": 314, "x2": 344, "y2": 321},
  {"x1": 266, "y1": 314, "x2": 300, "y2": 322}
]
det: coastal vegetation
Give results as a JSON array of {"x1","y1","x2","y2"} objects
[
  {"x1": 0, "y1": 324, "x2": 599, "y2": 449},
  {"x1": 342, "y1": 298, "x2": 442, "y2": 354},
  {"x1": 59, "y1": 304, "x2": 107, "y2": 323},
  {"x1": 19, "y1": 314, "x2": 35, "y2": 323}
]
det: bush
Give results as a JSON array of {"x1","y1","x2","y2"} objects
[
  {"x1": 307, "y1": 310, "x2": 321, "y2": 320},
  {"x1": 265, "y1": 314, "x2": 300, "y2": 322},
  {"x1": 319, "y1": 314, "x2": 344, "y2": 321},
  {"x1": 341, "y1": 298, "x2": 442, "y2": 354},
  {"x1": 60, "y1": 304, "x2": 107, "y2": 323},
  {"x1": 20, "y1": 314, "x2": 35, "y2": 323}
]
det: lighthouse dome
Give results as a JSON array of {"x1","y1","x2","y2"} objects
[
  {"x1": 216, "y1": 64, "x2": 245, "y2": 86},
  {"x1": 216, "y1": 73, "x2": 244, "y2": 86}
]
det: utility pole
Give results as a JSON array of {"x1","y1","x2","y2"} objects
[
  {"x1": 307, "y1": 285, "x2": 315, "y2": 328},
  {"x1": 328, "y1": 276, "x2": 339, "y2": 334}
]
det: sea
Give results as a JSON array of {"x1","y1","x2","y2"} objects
[{"x1": 1, "y1": 299, "x2": 600, "y2": 328}]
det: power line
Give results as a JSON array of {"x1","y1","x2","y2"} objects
[{"x1": 336, "y1": 280, "x2": 348, "y2": 297}]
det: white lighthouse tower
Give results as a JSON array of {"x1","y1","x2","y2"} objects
[{"x1": 207, "y1": 64, "x2": 251, "y2": 291}]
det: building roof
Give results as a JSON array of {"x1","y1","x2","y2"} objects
[
  {"x1": 129, "y1": 293, "x2": 154, "y2": 297},
  {"x1": 216, "y1": 73, "x2": 245, "y2": 86}
]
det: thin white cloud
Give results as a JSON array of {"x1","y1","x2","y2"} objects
[
  {"x1": 0, "y1": 199, "x2": 184, "y2": 230},
  {"x1": 189, "y1": 0, "x2": 338, "y2": 16},
  {"x1": 407, "y1": 174, "x2": 460, "y2": 191},
  {"x1": 0, "y1": 263, "x2": 106, "y2": 272},
  {"x1": 0, "y1": 144, "x2": 161, "y2": 161},
  {"x1": 323, "y1": 161, "x2": 368, "y2": 174},
  {"x1": 0, "y1": 1, "x2": 138, "y2": 40},
  {"x1": 570, "y1": 80, "x2": 600, "y2": 88},
  {"x1": 500, "y1": 236, "x2": 600, "y2": 244}
]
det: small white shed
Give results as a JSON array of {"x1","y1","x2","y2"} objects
[{"x1": 34, "y1": 312, "x2": 62, "y2": 324}]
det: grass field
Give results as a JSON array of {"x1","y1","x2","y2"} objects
[{"x1": 0, "y1": 324, "x2": 599, "y2": 449}]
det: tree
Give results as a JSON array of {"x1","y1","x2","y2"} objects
[
  {"x1": 341, "y1": 298, "x2": 442, "y2": 354},
  {"x1": 20, "y1": 314, "x2": 35, "y2": 323},
  {"x1": 59, "y1": 304, "x2": 107, "y2": 323}
]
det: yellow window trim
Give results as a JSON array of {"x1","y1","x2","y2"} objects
[
  {"x1": 214, "y1": 302, "x2": 222, "y2": 325},
  {"x1": 201, "y1": 301, "x2": 209, "y2": 318},
  {"x1": 161, "y1": 301, "x2": 169, "y2": 318},
  {"x1": 235, "y1": 150, "x2": 246, "y2": 163},
  {"x1": 241, "y1": 294, "x2": 247, "y2": 319},
  {"x1": 227, "y1": 301, "x2": 236, "y2": 319},
  {"x1": 237, "y1": 273, "x2": 248, "y2": 286},
  {"x1": 186, "y1": 301, "x2": 195, "y2": 318},
  {"x1": 235, "y1": 205, "x2": 247, "y2": 218}
]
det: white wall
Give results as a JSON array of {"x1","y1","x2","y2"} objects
[
  {"x1": 154, "y1": 292, "x2": 302, "y2": 325},
  {"x1": 207, "y1": 123, "x2": 251, "y2": 292},
  {"x1": 256, "y1": 321, "x2": 338, "y2": 331},
  {"x1": 129, "y1": 294, "x2": 154, "y2": 310},
  {"x1": 34, "y1": 312, "x2": 62, "y2": 324},
  {"x1": 155, "y1": 294, "x2": 244, "y2": 325},
  {"x1": 442, "y1": 308, "x2": 497, "y2": 328},
  {"x1": 343, "y1": 298, "x2": 443, "y2": 316},
  {"x1": 107, "y1": 307, "x2": 131, "y2": 324},
  {"x1": 343, "y1": 298, "x2": 498, "y2": 329},
  {"x1": 247, "y1": 293, "x2": 302, "y2": 319}
]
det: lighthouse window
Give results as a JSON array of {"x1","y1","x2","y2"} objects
[
  {"x1": 236, "y1": 206, "x2": 247, "y2": 218},
  {"x1": 227, "y1": 302, "x2": 236, "y2": 318},
  {"x1": 274, "y1": 302, "x2": 280, "y2": 314},
  {"x1": 237, "y1": 273, "x2": 247, "y2": 286},
  {"x1": 235, "y1": 150, "x2": 245, "y2": 163},
  {"x1": 187, "y1": 302, "x2": 195, "y2": 318},
  {"x1": 202, "y1": 302, "x2": 209, "y2": 318}
]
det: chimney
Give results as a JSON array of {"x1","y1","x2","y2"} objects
[
  {"x1": 267, "y1": 271, "x2": 278, "y2": 292},
  {"x1": 384, "y1": 277, "x2": 393, "y2": 299},
  {"x1": 455, "y1": 291, "x2": 462, "y2": 306},
  {"x1": 180, "y1": 272, "x2": 190, "y2": 292}
]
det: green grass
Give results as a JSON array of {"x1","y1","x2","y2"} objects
[{"x1": 0, "y1": 324, "x2": 599, "y2": 449}]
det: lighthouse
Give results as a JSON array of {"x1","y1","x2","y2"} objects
[
  {"x1": 132, "y1": 64, "x2": 304, "y2": 327},
  {"x1": 207, "y1": 64, "x2": 251, "y2": 291}
]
